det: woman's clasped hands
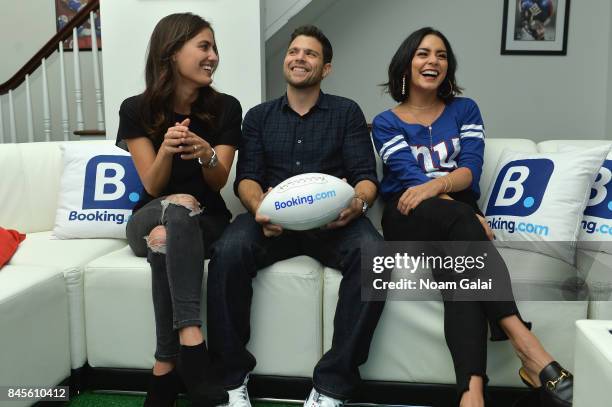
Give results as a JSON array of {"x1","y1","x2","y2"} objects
[{"x1": 161, "y1": 118, "x2": 213, "y2": 163}]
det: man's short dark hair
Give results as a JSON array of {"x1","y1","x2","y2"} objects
[{"x1": 289, "y1": 25, "x2": 333, "y2": 64}]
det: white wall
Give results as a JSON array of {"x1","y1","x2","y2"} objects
[
  {"x1": 607, "y1": 2, "x2": 612, "y2": 139},
  {"x1": 266, "y1": 0, "x2": 612, "y2": 141},
  {"x1": 0, "y1": 0, "x2": 103, "y2": 142},
  {"x1": 0, "y1": 1, "x2": 57, "y2": 81},
  {"x1": 101, "y1": 0, "x2": 264, "y2": 141},
  {"x1": 263, "y1": 0, "x2": 311, "y2": 39}
]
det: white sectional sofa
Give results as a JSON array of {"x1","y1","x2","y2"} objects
[
  {"x1": 1, "y1": 138, "x2": 610, "y2": 406},
  {"x1": 573, "y1": 320, "x2": 612, "y2": 407}
]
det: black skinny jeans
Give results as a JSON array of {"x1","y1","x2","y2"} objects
[
  {"x1": 207, "y1": 213, "x2": 385, "y2": 399},
  {"x1": 381, "y1": 191, "x2": 531, "y2": 396},
  {"x1": 126, "y1": 196, "x2": 228, "y2": 361}
]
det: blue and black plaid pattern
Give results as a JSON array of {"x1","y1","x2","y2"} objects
[{"x1": 235, "y1": 92, "x2": 378, "y2": 193}]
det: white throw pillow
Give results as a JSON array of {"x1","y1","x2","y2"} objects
[
  {"x1": 482, "y1": 145, "x2": 610, "y2": 264},
  {"x1": 53, "y1": 143, "x2": 143, "y2": 239},
  {"x1": 559, "y1": 146, "x2": 612, "y2": 254}
]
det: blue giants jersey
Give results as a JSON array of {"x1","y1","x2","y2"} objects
[{"x1": 372, "y1": 97, "x2": 485, "y2": 199}]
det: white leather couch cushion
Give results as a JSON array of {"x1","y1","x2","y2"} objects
[
  {"x1": 9, "y1": 232, "x2": 126, "y2": 268},
  {"x1": 239, "y1": 255, "x2": 323, "y2": 377},
  {"x1": 499, "y1": 247, "x2": 580, "y2": 300},
  {"x1": 0, "y1": 265, "x2": 71, "y2": 406},
  {"x1": 83, "y1": 246, "x2": 156, "y2": 369},
  {"x1": 537, "y1": 140, "x2": 612, "y2": 153},
  {"x1": 573, "y1": 319, "x2": 612, "y2": 407},
  {"x1": 0, "y1": 142, "x2": 62, "y2": 233},
  {"x1": 85, "y1": 246, "x2": 323, "y2": 377},
  {"x1": 577, "y1": 249, "x2": 612, "y2": 319},
  {"x1": 220, "y1": 150, "x2": 249, "y2": 220},
  {"x1": 8, "y1": 231, "x2": 126, "y2": 369}
]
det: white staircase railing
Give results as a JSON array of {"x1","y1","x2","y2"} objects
[
  {"x1": 0, "y1": 0, "x2": 103, "y2": 144},
  {"x1": 90, "y1": 11, "x2": 105, "y2": 132}
]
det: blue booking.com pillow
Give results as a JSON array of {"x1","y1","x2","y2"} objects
[
  {"x1": 53, "y1": 143, "x2": 142, "y2": 239},
  {"x1": 483, "y1": 145, "x2": 611, "y2": 264}
]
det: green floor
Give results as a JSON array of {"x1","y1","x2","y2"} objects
[{"x1": 68, "y1": 392, "x2": 298, "y2": 407}]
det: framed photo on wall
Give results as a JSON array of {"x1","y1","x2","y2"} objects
[
  {"x1": 55, "y1": 0, "x2": 102, "y2": 51},
  {"x1": 501, "y1": 0, "x2": 570, "y2": 55}
]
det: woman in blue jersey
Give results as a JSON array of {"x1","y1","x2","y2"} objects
[{"x1": 372, "y1": 27, "x2": 572, "y2": 407}]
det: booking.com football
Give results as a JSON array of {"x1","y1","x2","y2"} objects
[
  {"x1": 581, "y1": 160, "x2": 612, "y2": 235},
  {"x1": 274, "y1": 190, "x2": 337, "y2": 210},
  {"x1": 485, "y1": 159, "x2": 553, "y2": 236},
  {"x1": 69, "y1": 155, "x2": 142, "y2": 225}
]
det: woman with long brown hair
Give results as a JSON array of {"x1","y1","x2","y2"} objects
[{"x1": 116, "y1": 13, "x2": 241, "y2": 407}]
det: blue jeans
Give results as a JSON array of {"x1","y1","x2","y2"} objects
[
  {"x1": 207, "y1": 213, "x2": 385, "y2": 399},
  {"x1": 126, "y1": 196, "x2": 228, "y2": 361}
]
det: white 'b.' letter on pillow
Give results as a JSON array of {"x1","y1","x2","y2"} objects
[
  {"x1": 558, "y1": 146, "x2": 612, "y2": 254},
  {"x1": 53, "y1": 143, "x2": 143, "y2": 239},
  {"x1": 482, "y1": 145, "x2": 611, "y2": 263}
]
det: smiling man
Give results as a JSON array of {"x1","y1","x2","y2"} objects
[{"x1": 207, "y1": 25, "x2": 385, "y2": 407}]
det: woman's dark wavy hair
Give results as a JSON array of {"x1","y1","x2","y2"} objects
[
  {"x1": 140, "y1": 13, "x2": 221, "y2": 142},
  {"x1": 382, "y1": 27, "x2": 463, "y2": 104}
]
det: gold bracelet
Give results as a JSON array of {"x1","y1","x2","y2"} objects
[
  {"x1": 440, "y1": 176, "x2": 449, "y2": 193},
  {"x1": 447, "y1": 175, "x2": 453, "y2": 193}
]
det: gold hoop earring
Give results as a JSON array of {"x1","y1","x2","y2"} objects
[{"x1": 401, "y1": 75, "x2": 406, "y2": 97}]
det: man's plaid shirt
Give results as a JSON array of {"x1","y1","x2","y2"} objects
[{"x1": 234, "y1": 92, "x2": 378, "y2": 194}]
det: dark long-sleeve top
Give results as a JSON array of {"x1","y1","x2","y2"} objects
[{"x1": 235, "y1": 92, "x2": 378, "y2": 194}]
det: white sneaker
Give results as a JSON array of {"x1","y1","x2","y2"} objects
[
  {"x1": 224, "y1": 375, "x2": 251, "y2": 407},
  {"x1": 303, "y1": 388, "x2": 345, "y2": 407}
]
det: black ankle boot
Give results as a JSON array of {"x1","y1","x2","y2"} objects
[
  {"x1": 143, "y1": 369, "x2": 180, "y2": 407},
  {"x1": 177, "y1": 342, "x2": 229, "y2": 407}
]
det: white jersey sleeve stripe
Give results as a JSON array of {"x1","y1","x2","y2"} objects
[
  {"x1": 379, "y1": 135, "x2": 405, "y2": 157},
  {"x1": 426, "y1": 171, "x2": 452, "y2": 178},
  {"x1": 460, "y1": 131, "x2": 484, "y2": 139},
  {"x1": 382, "y1": 141, "x2": 409, "y2": 164},
  {"x1": 460, "y1": 124, "x2": 484, "y2": 131}
]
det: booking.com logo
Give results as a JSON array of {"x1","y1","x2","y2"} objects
[
  {"x1": 486, "y1": 159, "x2": 554, "y2": 217},
  {"x1": 581, "y1": 159, "x2": 612, "y2": 236},
  {"x1": 69, "y1": 156, "x2": 143, "y2": 225},
  {"x1": 584, "y1": 160, "x2": 612, "y2": 220},
  {"x1": 274, "y1": 190, "x2": 336, "y2": 210},
  {"x1": 582, "y1": 221, "x2": 612, "y2": 235},
  {"x1": 488, "y1": 217, "x2": 550, "y2": 236}
]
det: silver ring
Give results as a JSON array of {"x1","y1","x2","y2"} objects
[{"x1": 194, "y1": 145, "x2": 198, "y2": 152}]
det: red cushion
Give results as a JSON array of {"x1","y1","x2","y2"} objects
[{"x1": 0, "y1": 227, "x2": 26, "y2": 268}]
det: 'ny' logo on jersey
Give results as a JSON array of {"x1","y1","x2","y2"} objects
[
  {"x1": 411, "y1": 138, "x2": 460, "y2": 173},
  {"x1": 529, "y1": 3, "x2": 542, "y2": 16}
]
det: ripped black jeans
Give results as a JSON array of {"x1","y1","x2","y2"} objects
[{"x1": 126, "y1": 195, "x2": 229, "y2": 361}]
